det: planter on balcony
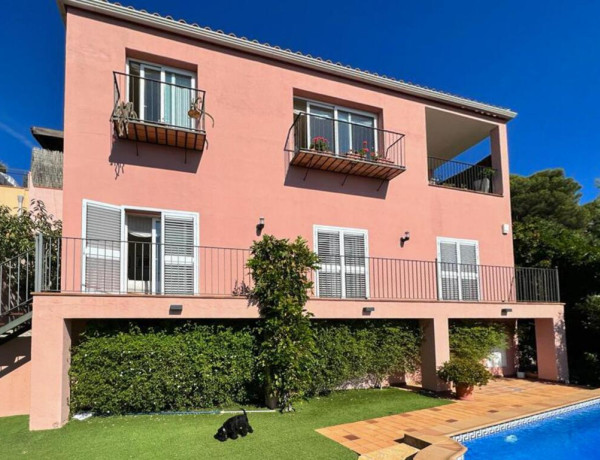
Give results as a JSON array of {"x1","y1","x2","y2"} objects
[
  {"x1": 376, "y1": 157, "x2": 394, "y2": 165},
  {"x1": 346, "y1": 152, "x2": 366, "y2": 161}
]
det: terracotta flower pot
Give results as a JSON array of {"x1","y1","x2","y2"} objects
[{"x1": 455, "y1": 383, "x2": 474, "y2": 400}]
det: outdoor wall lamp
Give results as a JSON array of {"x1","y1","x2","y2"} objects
[
  {"x1": 501, "y1": 308, "x2": 513, "y2": 316},
  {"x1": 363, "y1": 306, "x2": 375, "y2": 314},
  {"x1": 400, "y1": 231, "x2": 411, "y2": 247},
  {"x1": 256, "y1": 217, "x2": 265, "y2": 232},
  {"x1": 169, "y1": 304, "x2": 183, "y2": 315}
]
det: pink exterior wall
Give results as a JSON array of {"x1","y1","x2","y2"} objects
[
  {"x1": 28, "y1": 294, "x2": 568, "y2": 430},
  {"x1": 62, "y1": 8, "x2": 514, "y2": 266},
  {"x1": 0, "y1": 337, "x2": 31, "y2": 417},
  {"x1": 28, "y1": 180, "x2": 63, "y2": 222}
]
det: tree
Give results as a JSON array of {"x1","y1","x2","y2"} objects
[
  {"x1": 0, "y1": 199, "x2": 62, "y2": 262},
  {"x1": 247, "y1": 235, "x2": 320, "y2": 411},
  {"x1": 511, "y1": 170, "x2": 600, "y2": 384}
]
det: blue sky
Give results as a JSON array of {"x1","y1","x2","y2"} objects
[{"x1": 2, "y1": 0, "x2": 598, "y2": 201}]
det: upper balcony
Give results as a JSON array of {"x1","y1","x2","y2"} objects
[
  {"x1": 111, "y1": 70, "x2": 207, "y2": 152},
  {"x1": 426, "y1": 107, "x2": 503, "y2": 196},
  {"x1": 287, "y1": 112, "x2": 406, "y2": 181}
]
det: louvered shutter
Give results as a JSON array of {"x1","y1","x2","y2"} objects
[
  {"x1": 344, "y1": 233, "x2": 367, "y2": 298},
  {"x1": 83, "y1": 201, "x2": 123, "y2": 293},
  {"x1": 316, "y1": 231, "x2": 342, "y2": 298},
  {"x1": 459, "y1": 243, "x2": 479, "y2": 301},
  {"x1": 162, "y1": 213, "x2": 197, "y2": 295},
  {"x1": 438, "y1": 241, "x2": 459, "y2": 300}
]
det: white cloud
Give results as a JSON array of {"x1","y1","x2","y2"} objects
[{"x1": 0, "y1": 121, "x2": 35, "y2": 149}]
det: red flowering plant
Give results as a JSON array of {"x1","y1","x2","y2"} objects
[
  {"x1": 310, "y1": 136, "x2": 330, "y2": 152},
  {"x1": 355, "y1": 140, "x2": 374, "y2": 159}
]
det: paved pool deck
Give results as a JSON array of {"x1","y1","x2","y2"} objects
[{"x1": 317, "y1": 378, "x2": 600, "y2": 458}]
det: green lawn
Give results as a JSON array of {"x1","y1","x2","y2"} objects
[{"x1": 0, "y1": 389, "x2": 450, "y2": 459}]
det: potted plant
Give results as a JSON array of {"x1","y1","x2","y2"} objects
[
  {"x1": 437, "y1": 357, "x2": 491, "y2": 401},
  {"x1": 474, "y1": 167, "x2": 495, "y2": 193},
  {"x1": 347, "y1": 140, "x2": 370, "y2": 161},
  {"x1": 309, "y1": 136, "x2": 330, "y2": 153}
]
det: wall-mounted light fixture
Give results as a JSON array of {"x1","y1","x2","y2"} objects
[
  {"x1": 502, "y1": 224, "x2": 510, "y2": 235},
  {"x1": 169, "y1": 304, "x2": 183, "y2": 315},
  {"x1": 400, "y1": 231, "x2": 411, "y2": 247},
  {"x1": 501, "y1": 308, "x2": 513, "y2": 316},
  {"x1": 256, "y1": 217, "x2": 265, "y2": 234},
  {"x1": 363, "y1": 306, "x2": 375, "y2": 315}
]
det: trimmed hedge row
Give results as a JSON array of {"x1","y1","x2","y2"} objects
[{"x1": 70, "y1": 320, "x2": 422, "y2": 415}]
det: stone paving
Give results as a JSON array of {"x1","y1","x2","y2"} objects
[{"x1": 317, "y1": 378, "x2": 600, "y2": 458}]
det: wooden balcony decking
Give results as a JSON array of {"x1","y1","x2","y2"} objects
[
  {"x1": 112, "y1": 119, "x2": 206, "y2": 152},
  {"x1": 291, "y1": 149, "x2": 406, "y2": 180}
]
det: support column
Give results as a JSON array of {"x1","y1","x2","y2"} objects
[
  {"x1": 420, "y1": 318, "x2": 451, "y2": 392},
  {"x1": 535, "y1": 313, "x2": 569, "y2": 383},
  {"x1": 29, "y1": 301, "x2": 72, "y2": 430}
]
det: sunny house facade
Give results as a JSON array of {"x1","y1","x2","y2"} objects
[{"x1": 24, "y1": 0, "x2": 567, "y2": 430}]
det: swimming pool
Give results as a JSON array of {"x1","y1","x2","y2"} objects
[{"x1": 459, "y1": 399, "x2": 600, "y2": 459}]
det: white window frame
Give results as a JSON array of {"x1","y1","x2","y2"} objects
[
  {"x1": 126, "y1": 59, "x2": 197, "y2": 126},
  {"x1": 82, "y1": 200, "x2": 199, "y2": 295},
  {"x1": 294, "y1": 97, "x2": 378, "y2": 156},
  {"x1": 436, "y1": 237, "x2": 480, "y2": 301},
  {"x1": 313, "y1": 225, "x2": 370, "y2": 299}
]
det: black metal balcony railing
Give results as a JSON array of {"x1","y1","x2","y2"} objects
[
  {"x1": 287, "y1": 112, "x2": 406, "y2": 180},
  {"x1": 428, "y1": 156, "x2": 497, "y2": 194},
  {"x1": 111, "y1": 72, "x2": 207, "y2": 151},
  {"x1": 36, "y1": 236, "x2": 560, "y2": 303}
]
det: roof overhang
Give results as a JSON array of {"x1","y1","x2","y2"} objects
[{"x1": 56, "y1": 0, "x2": 517, "y2": 121}]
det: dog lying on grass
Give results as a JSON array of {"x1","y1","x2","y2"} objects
[{"x1": 214, "y1": 409, "x2": 254, "y2": 442}]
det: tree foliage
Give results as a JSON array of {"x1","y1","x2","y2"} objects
[
  {"x1": 0, "y1": 199, "x2": 62, "y2": 262},
  {"x1": 511, "y1": 169, "x2": 600, "y2": 383},
  {"x1": 247, "y1": 235, "x2": 320, "y2": 411},
  {"x1": 449, "y1": 321, "x2": 508, "y2": 361}
]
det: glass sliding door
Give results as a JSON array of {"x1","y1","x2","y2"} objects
[
  {"x1": 308, "y1": 104, "x2": 335, "y2": 152},
  {"x1": 163, "y1": 72, "x2": 194, "y2": 129}
]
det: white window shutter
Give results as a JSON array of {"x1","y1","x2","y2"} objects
[
  {"x1": 459, "y1": 242, "x2": 479, "y2": 301},
  {"x1": 316, "y1": 231, "x2": 342, "y2": 298},
  {"x1": 343, "y1": 233, "x2": 367, "y2": 298},
  {"x1": 162, "y1": 213, "x2": 197, "y2": 295},
  {"x1": 439, "y1": 241, "x2": 459, "y2": 301},
  {"x1": 83, "y1": 201, "x2": 123, "y2": 293}
]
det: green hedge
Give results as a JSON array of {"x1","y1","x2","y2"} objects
[
  {"x1": 70, "y1": 320, "x2": 422, "y2": 415},
  {"x1": 70, "y1": 323, "x2": 258, "y2": 415}
]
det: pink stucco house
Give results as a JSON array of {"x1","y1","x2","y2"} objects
[{"x1": 0, "y1": 0, "x2": 568, "y2": 430}]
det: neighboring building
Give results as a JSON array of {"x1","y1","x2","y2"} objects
[
  {"x1": 0, "y1": 127, "x2": 63, "y2": 219},
  {"x1": 1, "y1": 0, "x2": 568, "y2": 429}
]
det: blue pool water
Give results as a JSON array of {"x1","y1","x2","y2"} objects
[{"x1": 462, "y1": 402, "x2": 600, "y2": 459}]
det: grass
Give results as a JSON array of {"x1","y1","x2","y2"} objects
[{"x1": 0, "y1": 389, "x2": 450, "y2": 459}]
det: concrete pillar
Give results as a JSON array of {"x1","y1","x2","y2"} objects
[
  {"x1": 420, "y1": 318, "x2": 451, "y2": 392},
  {"x1": 535, "y1": 313, "x2": 569, "y2": 383},
  {"x1": 29, "y1": 302, "x2": 72, "y2": 430}
]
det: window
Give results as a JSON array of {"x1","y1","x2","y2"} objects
[
  {"x1": 82, "y1": 200, "x2": 199, "y2": 295},
  {"x1": 127, "y1": 60, "x2": 196, "y2": 129},
  {"x1": 436, "y1": 237, "x2": 480, "y2": 301},
  {"x1": 314, "y1": 225, "x2": 369, "y2": 298},
  {"x1": 294, "y1": 98, "x2": 377, "y2": 156}
]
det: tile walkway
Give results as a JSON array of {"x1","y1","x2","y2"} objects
[{"x1": 317, "y1": 378, "x2": 600, "y2": 457}]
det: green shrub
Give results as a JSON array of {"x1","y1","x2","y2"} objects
[
  {"x1": 449, "y1": 321, "x2": 508, "y2": 361},
  {"x1": 437, "y1": 357, "x2": 491, "y2": 387},
  {"x1": 70, "y1": 323, "x2": 258, "y2": 415},
  {"x1": 70, "y1": 319, "x2": 423, "y2": 415},
  {"x1": 310, "y1": 321, "x2": 421, "y2": 393}
]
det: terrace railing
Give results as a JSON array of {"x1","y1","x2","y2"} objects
[
  {"x1": 287, "y1": 112, "x2": 406, "y2": 178},
  {"x1": 428, "y1": 156, "x2": 496, "y2": 194},
  {"x1": 36, "y1": 236, "x2": 560, "y2": 303}
]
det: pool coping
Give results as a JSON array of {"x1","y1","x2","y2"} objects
[{"x1": 451, "y1": 394, "x2": 600, "y2": 443}]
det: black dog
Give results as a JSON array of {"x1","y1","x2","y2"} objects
[{"x1": 214, "y1": 409, "x2": 253, "y2": 442}]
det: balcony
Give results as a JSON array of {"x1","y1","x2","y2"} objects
[
  {"x1": 287, "y1": 112, "x2": 406, "y2": 181},
  {"x1": 428, "y1": 156, "x2": 497, "y2": 194},
  {"x1": 110, "y1": 71, "x2": 207, "y2": 152},
  {"x1": 37, "y1": 236, "x2": 559, "y2": 303}
]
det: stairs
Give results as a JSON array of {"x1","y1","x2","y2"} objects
[{"x1": 1, "y1": 250, "x2": 35, "y2": 345}]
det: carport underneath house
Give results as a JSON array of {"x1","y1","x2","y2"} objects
[{"x1": 27, "y1": 293, "x2": 568, "y2": 430}]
